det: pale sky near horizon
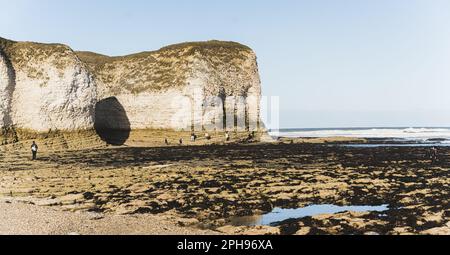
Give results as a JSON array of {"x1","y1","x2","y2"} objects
[{"x1": 1, "y1": 0, "x2": 450, "y2": 128}]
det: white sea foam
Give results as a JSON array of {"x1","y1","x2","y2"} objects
[{"x1": 272, "y1": 127, "x2": 450, "y2": 141}]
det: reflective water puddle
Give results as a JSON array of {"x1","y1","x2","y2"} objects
[{"x1": 230, "y1": 204, "x2": 389, "y2": 226}]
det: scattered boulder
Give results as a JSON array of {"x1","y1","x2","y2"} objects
[
  {"x1": 216, "y1": 225, "x2": 280, "y2": 235},
  {"x1": 59, "y1": 194, "x2": 86, "y2": 205},
  {"x1": 295, "y1": 227, "x2": 312, "y2": 235},
  {"x1": 177, "y1": 218, "x2": 200, "y2": 227}
]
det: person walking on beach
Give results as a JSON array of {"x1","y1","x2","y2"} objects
[
  {"x1": 431, "y1": 146, "x2": 438, "y2": 163},
  {"x1": 225, "y1": 131, "x2": 230, "y2": 142},
  {"x1": 191, "y1": 133, "x2": 197, "y2": 142},
  {"x1": 31, "y1": 141, "x2": 38, "y2": 160}
]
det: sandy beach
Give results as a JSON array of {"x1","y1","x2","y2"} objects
[
  {"x1": 0, "y1": 131, "x2": 449, "y2": 235},
  {"x1": 0, "y1": 198, "x2": 218, "y2": 235}
]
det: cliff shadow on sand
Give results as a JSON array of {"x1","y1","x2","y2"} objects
[{"x1": 94, "y1": 97, "x2": 131, "y2": 146}]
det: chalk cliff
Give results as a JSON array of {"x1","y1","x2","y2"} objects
[
  {"x1": 0, "y1": 37, "x2": 262, "y2": 142},
  {"x1": 77, "y1": 41, "x2": 261, "y2": 131},
  {"x1": 0, "y1": 49, "x2": 12, "y2": 129},
  {"x1": 0, "y1": 37, "x2": 97, "y2": 133}
]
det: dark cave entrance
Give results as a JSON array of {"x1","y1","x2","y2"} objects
[{"x1": 94, "y1": 97, "x2": 131, "y2": 146}]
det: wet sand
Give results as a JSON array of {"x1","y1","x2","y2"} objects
[{"x1": 0, "y1": 136, "x2": 449, "y2": 235}]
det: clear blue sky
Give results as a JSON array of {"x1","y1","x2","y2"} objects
[{"x1": 2, "y1": 0, "x2": 450, "y2": 128}]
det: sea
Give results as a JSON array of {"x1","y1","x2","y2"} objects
[{"x1": 269, "y1": 127, "x2": 450, "y2": 146}]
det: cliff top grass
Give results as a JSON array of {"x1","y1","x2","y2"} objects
[
  {"x1": 1, "y1": 37, "x2": 253, "y2": 68},
  {"x1": 0, "y1": 36, "x2": 78, "y2": 82},
  {"x1": 1, "y1": 37, "x2": 256, "y2": 94},
  {"x1": 76, "y1": 40, "x2": 255, "y2": 94},
  {"x1": 0, "y1": 37, "x2": 72, "y2": 56},
  {"x1": 0, "y1": 37, "x2": 15, "y2": 50},
  {"x1": 76, "y1": 40, "x2": 252, "y2": 65}
]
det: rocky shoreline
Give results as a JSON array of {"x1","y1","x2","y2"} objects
[{"x1": 0, "y1": 138, "x2": 449, "y2": 235}]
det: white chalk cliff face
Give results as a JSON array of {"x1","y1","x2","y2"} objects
[
  {"x1": 78, "y1": 41, "x2": 262, "y2": 131},
  {"x1": 0, "y1": 37, "x2": 262, "y2": 136},
  {"x1": 0, "y1": 38, "x2": 97, "y2": 132}
]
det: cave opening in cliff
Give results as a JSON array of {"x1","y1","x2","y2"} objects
[{"x1": 94, "y1": 97, "x2": 131, "y2": 146}]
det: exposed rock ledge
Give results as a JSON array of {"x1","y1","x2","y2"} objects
[{"x1": 0, "y1": 37, "x2": 262, "y2": 144}]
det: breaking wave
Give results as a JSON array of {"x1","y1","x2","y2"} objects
[{"x1": 272, "y1": 127, "x2": 450, "y2": 141}]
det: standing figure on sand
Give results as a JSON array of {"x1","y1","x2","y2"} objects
[
  {"x1": 225, "y1": 132, "x2": 231, "y2": 142},
  {"x1": 191, "y1": 133, "x2": 197, "y2": 142},
  {"x1": 430, "y1": 147, "x2": 438, "y2": 164},
  {"x1": 31, "y1": 141, "x2": 38, "y2": 160}
]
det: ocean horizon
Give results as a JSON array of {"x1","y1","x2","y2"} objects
[{"x1": 269, "y1": 127, "x2": 450, "y2": 141}]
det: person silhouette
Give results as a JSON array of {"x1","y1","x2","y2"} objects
[
  {"x1": 31, "y1": 141, "x2": 38, "y2": 160},
  {"x1": 225, "y1": 132, "x2": 230, "y2": 142},
  {"x1": 431, "y1": 146, "x2": 438, "y2": 163}
]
